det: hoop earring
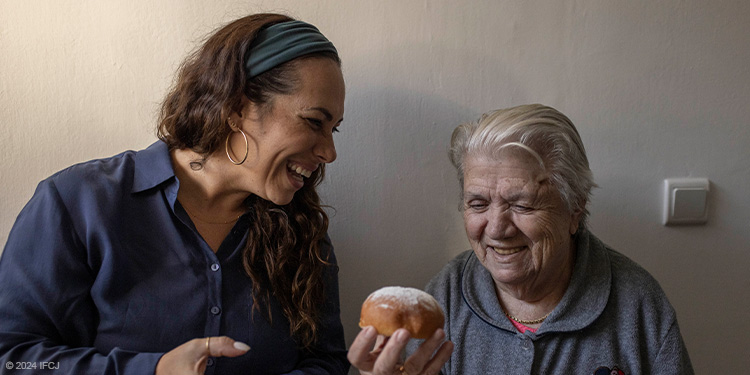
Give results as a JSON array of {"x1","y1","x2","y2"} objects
[{"x1": 226, "y1": 128, "x2": 249, "y2": 165}]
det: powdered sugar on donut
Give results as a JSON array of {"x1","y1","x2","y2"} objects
[
  {"x1": 367, "y1": 286, "x2": 440, "y2": 311},
  {"x1": 360, "y1": 286, "x2": 445, "y2": 338}
]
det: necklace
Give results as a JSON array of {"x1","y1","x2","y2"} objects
[
  {"x1": 503, "y1": 309, "x2": 551, "y2": 325},
  {"x1": 181, "y1": 204, "x2": 242, "y2": 225}
]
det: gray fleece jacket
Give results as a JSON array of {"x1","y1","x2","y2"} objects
[{"x1": 408, "y1": 230, "x2": 694, "y2": 374}]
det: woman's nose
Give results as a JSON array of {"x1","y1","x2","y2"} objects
[
  {"x1": 315, "y1": 133, "x2": 337, "y2": 163},
  {"x1": 485, "y1": 207, "x2": 517, "y2": 239}
]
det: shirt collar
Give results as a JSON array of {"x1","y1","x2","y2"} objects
[
  {"x1": 461, "y1": 229, "x2": 612, "y2": 335},
  {"x1": 132, "y1": 141, "x2": 175, "y2": 193}
]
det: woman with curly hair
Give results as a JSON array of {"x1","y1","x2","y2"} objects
[{"x1": 0, "y1": 13, "x2": 348, "y2": 375}]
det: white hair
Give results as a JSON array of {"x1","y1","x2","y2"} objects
[{"x1": 449, "y1": 104, "x2": 597, "y2": 229}]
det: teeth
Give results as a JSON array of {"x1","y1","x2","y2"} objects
[
  {"x1": 295, "y1": 166, "x2": 311, "y2": 178},
  {"x1": 288, "y1": 163, "x2": 313, "y2": 178},
  {"x1": 492, "y1": 246, "x2": 524, "y2": 255}
]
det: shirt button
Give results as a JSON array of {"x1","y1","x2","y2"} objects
[
  {"x1": 522, "y1": 338, "x2": 533, "y2": 350},
  {"x1": 210, "y1": 306, "x2": 221, "y2": 315},
  {"x1": 206, "y1": 358, "x2": 214, "y2": 367},
  {"x1": 211, "y1": 263, "x2": 220, "y2": 272}
]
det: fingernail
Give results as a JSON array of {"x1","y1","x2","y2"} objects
[
  {"x1": 234, "y1": 341, "x2": 251, "y2": 351},
  {"x1": 396, "y1": 329, "x2": 409, "y2": 342},
  {"x1": 364, "y1": 326, "x2": 376, "y2": 337},
  {"x1": 434, "y1": 328, "x2": 445, "y2": 340}
]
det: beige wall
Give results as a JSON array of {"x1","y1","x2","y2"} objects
[{"x1": 2, "y1": 0, "x2": 749, "y2": 373}]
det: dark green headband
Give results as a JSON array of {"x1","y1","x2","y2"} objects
[{"x1": 245, "y1": 20, "x2": 338, "y2": 78}]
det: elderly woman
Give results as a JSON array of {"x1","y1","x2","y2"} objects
[
  {"x1": 350, "y1": 104, "x2": 693, "y2": 375},
  {"x1": 0, "y1": 14, "x2": 348, "y2": 375}
]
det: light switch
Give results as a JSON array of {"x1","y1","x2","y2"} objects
[{"x1": 663, "y1": 178, "x2": 709, "y2": 225}]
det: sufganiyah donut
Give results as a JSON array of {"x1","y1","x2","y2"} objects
[{"x1": 359, "y1": 286, "x2": 445, "y2": 339}]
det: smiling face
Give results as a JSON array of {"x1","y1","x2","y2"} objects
[
  {"x1": 462, "y1": 147, "x2": 581, "y2": 297},
  {"x1": 231, "y1": 57, "x2": 345, "y2": 205}
]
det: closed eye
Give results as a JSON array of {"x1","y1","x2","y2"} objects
[
  {"x1": 512, "y1": 204, "x2": 534, "y2": 213},
  {"x1": 305, "y1": 118, "x2": 323, "y2": 128},
  {"x1": 305, "y1": 117, "x2": 341, "y2": 134},
  {"x1": 466, "y1": 201, "x2": 489, "y2": 211}
]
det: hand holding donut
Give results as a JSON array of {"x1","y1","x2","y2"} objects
[{"x1": 348, "y1": 287, "x2": 454, "y2": 375}]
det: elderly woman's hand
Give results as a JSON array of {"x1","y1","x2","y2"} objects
[
  {"x1": 155, "y1": 336, "x2": 250, "y2": 375},
  {"x1": 348, "y1": 327, "x2": 453, "y2": 375}
]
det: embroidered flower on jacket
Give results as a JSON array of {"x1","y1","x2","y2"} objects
[{"x1": 593, "y1": 366, "x2": 625, "y2": 375}]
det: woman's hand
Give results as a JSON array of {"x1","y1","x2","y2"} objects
[
  {"x1": 348, "y1": 327, "x2": 453, "y2": 375},
  {"x1": 155, "y1": 336, "x2": 250, "y2": 375}
]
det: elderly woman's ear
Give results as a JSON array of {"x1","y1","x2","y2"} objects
[{"x1": 569, "y1": 205, "x2": 585, "y2": 235}]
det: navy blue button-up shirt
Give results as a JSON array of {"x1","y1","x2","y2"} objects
[{"x1": 0, "y1": 141, "x2": 349, "y2": 374}]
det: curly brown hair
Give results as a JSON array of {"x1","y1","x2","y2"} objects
[{"x1": 156, "y1": 13, "x2": 341, "y2": 349}]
